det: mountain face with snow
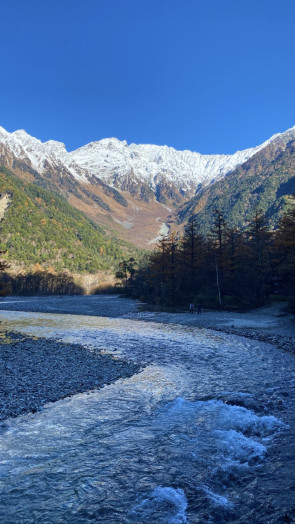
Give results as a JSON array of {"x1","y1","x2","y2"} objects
[
  {"x1": 63, "y1": 137, "x2": 270, "y2": 197},
  {"x1": 0, "y1": 125, "x2": 295, "y2": 248},
  {"x1": 1, "y1": 125, "x2": 295, "y2": 201}
]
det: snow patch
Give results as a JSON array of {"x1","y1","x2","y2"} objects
[{"x1": 1, "y1": 125, "x2": 295, "y2": 196}]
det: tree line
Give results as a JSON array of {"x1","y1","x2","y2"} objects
[
  {"x1": 117, "y1": 200, "x2": 295, "y2": 311},
  {"x1": 0, "y1": 268, "x2": 84, "y2": 296}
]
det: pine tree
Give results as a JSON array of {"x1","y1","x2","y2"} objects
[
  {"x1": 209, "y1": 210, "x2": 228, "y2": 306},
  {"x1": 179, "y1": 217, "x2": 206, "y2": 299},
  {"x1": 245, "y1": 210, "x2": 273, "y2": 305},
  {"x1": 274, "y1": 198, "x2": 295, "y2": 306}
]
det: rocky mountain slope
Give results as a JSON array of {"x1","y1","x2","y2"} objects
[
  {"x1": 0, "y1": 125, "x2": 294, "y2": 247},
  {"x1": 0, "y1": 125, "x2": 278, "y2": 197}
]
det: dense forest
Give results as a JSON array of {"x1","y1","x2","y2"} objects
[
  {"x1": 0, "y1": 166, "x2": 137, "y2": 273},
  {"x1": 118, "y1": 200, "x2": 295, "y2": 312}
]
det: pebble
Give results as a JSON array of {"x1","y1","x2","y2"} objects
[
  {"x1": 0, "y1": 332, "x2": 140, "y2": 422},
  {"x1": 214, "y1": 327, "x2": 295, "y2": 354}
]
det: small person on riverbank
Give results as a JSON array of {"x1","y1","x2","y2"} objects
[
  {"x1": 197, "y1": 304, "x2": 202, "y2": 315},
  {"x1": 189, "y1": 303, "x2": 195, "y2": 314}
]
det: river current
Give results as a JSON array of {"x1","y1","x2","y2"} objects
[{"x1": 0, "y1": 296, "x2": 294, "y2": 523}]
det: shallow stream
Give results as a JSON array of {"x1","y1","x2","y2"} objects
[{"x1": 0, "y1": 296, "x2": 294, "y2": 523}]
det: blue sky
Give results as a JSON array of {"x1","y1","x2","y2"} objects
[{"x1": 0, "y1": 0, "x2": 294, "y2": 154}]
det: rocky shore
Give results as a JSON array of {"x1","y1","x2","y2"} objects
[
  {"x1": 0, "y1": 297, "x2": 294, "y2": 423},
  {"x1": 213, "y1": 326, "x2": 295, "y2": 354},
  {"x1": 191, "y1": 303, "x2": 295, "y2": 354},
  {"x1": 0, "y1": 331, "x2": 140, "y2": 422},
  {"x1": 133, "y1": 302, "x2": 295, "y2": 354}
]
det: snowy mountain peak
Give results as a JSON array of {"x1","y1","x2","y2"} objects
[
  {"x1": 12, "y1": 129, "x2": 31, "y2": 139},
  {"x1": 1, "y1": 124, "x2": 295, "y2": 199},
  {"x1": 64, "y1": 126, "x2": 295, "y2": 193},
  {"x1": 0, "y1": 126, "x2": 9, "y2": 137},
  {"x1": 94, "y1": 137, "x2": 128, "y2": 147},
  {"x1": 267, "y1": 125, "x2": 295, "y2": 147},
  {"x1": 43, "y1": 140, "x2": 67, "y2": 156}
]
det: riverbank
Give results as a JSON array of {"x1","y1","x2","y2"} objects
[
  {"x1": 0, "y1": 297, "x2": 294, "y2": 422},
  {"x1": 0, "y1": 331, "x2": 140, "y2": 422},
  {"x1": 131, "y1": 302, "x2": 295, "y2": 354}
]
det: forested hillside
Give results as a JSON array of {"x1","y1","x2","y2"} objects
[
  {"x1": 123, "y1": 204, "x2": 295, "y2": 311},
  {"x1": 176, "y1": 139, "x2": 295, "y2": 235},
  {"x1": 0, "y1": 167, "x2": 137, "y2": 273}
]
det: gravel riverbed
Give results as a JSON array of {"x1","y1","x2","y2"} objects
[
  {"x1": 0, "y1": 296, "x2": 294, "y2": 423},
  {"x1": 213, "y1": 326, "x2": 295, "y2": 353},
  {"x1": 0, "y1": 331, "x2": 140, "y2": 422},
  {"x1": 131, "y1": 302, "x2": 295, "y2": 354}
]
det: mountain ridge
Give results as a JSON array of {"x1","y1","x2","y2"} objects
[
  {"x1": 0, "y1": 124, "x2": 295, "y2": 248},
  {"x1": 2, "y1": 125, "x2": 295, "y2": 195}
]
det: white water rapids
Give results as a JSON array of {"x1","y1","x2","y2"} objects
[{"x1": 0, "y1": 296, "x2": 294, "y2": 523}]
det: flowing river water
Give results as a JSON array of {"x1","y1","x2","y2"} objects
[{"x1": 0, "y1": 296, "x2": 295, "y2": 523}]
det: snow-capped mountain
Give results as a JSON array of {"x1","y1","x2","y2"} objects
[
  {"x1": 0, "y1": 127, "x2": 68, "y2": 177},
  {"x1": 1, "y1": 125, "x2": 295, "y2": 199},
  {"x1": 63, "y1": 134, "x2": 282, "y2": 194},
  {"x1": 0, "y1": 124, "x2": 295, "y2": 248}
]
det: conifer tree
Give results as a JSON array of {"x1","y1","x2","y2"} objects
[
  {"x1": 245, "y1": 210, "x2": 273, "y2": 305},
  {"x1": 180, "y1": 217, "x2": 206, "y2": 299},
  {"x1": 274, "y1": 197, "x2": 295, "y2": 306},
  {"x1": 210, "y1": 210, "x2": 228, "y2": 305},
  {"x1": 148, "y1": 234, "x2": 180, "y2": 304}
]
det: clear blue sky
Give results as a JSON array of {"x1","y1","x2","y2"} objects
[{"x1": 0, "y1": 0, "x2": 294, "y2": 154}]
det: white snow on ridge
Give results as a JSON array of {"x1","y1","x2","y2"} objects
[
  {"x1": 64, "y1": 138, "x2": 262, "y2": 191},
  {"x1": 0, "y1": 125, "x2": 295, "y2": 193}
]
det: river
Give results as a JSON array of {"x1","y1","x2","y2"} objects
[{"x1": 0, "y1": 295, "x2": 294, "y2": 523}]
